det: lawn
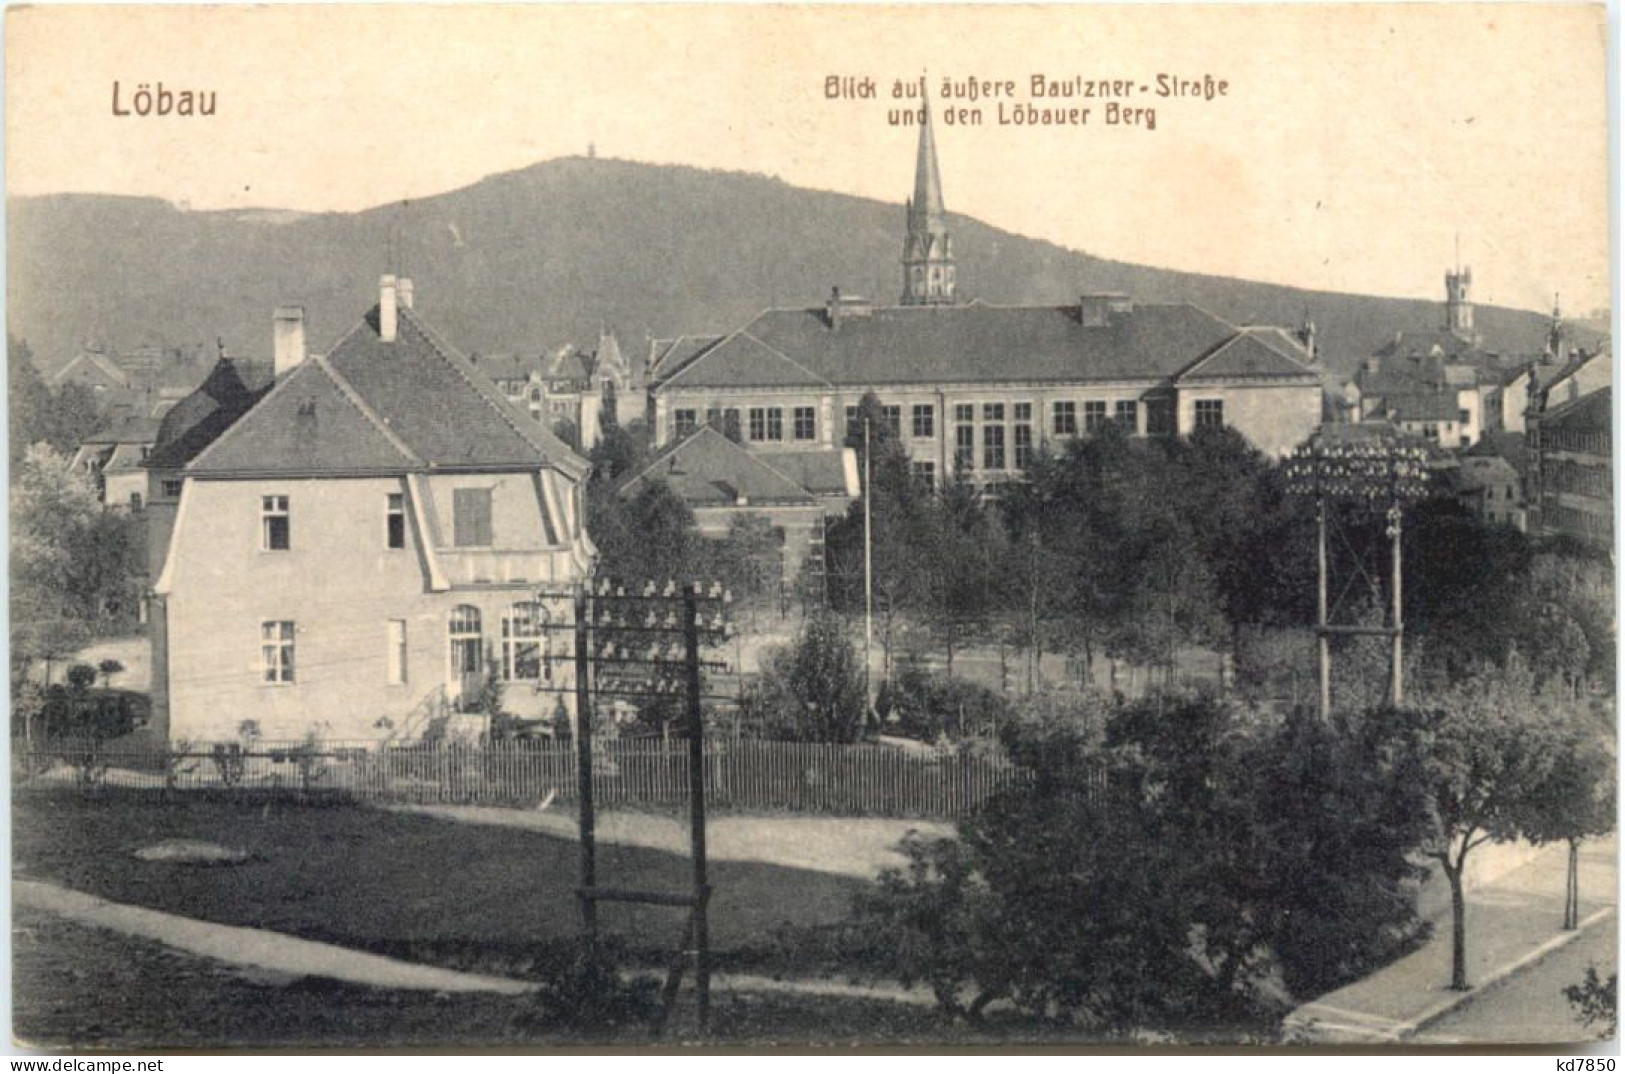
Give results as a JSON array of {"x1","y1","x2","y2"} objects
[{"x1": 12, "y1": 794, "x2": 867, "y2": 971}]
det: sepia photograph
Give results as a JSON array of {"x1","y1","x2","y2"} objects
[{"x1": 4, "y1": 1, "x2": 1616, "y2": 1053}]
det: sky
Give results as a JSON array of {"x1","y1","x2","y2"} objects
[{"x1": 5, "y1": 3, "x2": 1612, "y2": 315}]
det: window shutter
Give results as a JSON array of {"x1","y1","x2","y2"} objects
[{"x1": 454, "y1": 488, "x2": 494, "y2": 547}]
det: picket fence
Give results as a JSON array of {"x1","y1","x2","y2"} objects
[{"x1": 12, "y1": 737, "x2": 1024, "y2": 818}]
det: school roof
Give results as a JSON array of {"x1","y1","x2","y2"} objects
[
  {"x1": 186, "y1": 305, "x2": 589, "y2": 479},
  {"x1": 648, "y1": 301, "x2": 1319, "y2": 392}
]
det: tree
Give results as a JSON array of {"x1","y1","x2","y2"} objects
[
  {"x1": 826, "y1": 391, "x2": 935, "y2": 677},
  {"x1": 922, "y1": 470, "x2": 1010, "y2": 677},
  {"x1": 1518, "y1": 720, "x2": 1615, "y2": 930},
  {"x1": 551, "y1": 417, "x2": 581, "y2": 452},
  {"x1": 758, "y1": 612, "x2": 867, "y2": 742},
  {"x1": 589, "y1": 419, "x2": 649, "y2": 484},
  {"x1": 9, "y1": 335, "x2": 55, "y2": 466},
  {"x1": 593, "y1": 478, "x2": 703, "y2": 583},
  {"x1": 860, "y1": 696, "x2": 1280, "y2": 1034},
  {"x1": 51, "y1": 383, "x2": 105, "y2": 457},
  {"x1": 96, "y1": 658, "x2": 125, "y2": 689},
  {"x1": 711, "y1": 513, "x2": 783, "y2": 620},
  {"x1": 858, "y1": 691, "x2": 1434, "y2": 1033},
  {"x1": 1407, "y1": 665, "x2": 1590, "y2": 990}
]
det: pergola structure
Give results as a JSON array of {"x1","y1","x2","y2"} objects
[{"x1": 1284, "y1": 429, "x2": 1432, "y2": 719}]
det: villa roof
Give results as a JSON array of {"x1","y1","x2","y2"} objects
[{"x1": 188, "y1": 305, "x2": 588, "y2": 478}]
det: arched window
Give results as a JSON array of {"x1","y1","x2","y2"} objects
[
  {"x1": 449, "y1": 605, "x2": 482, "y2": 669},
  {"x1": 502, "y1": 602, "x2": 548, "y2": 681}
]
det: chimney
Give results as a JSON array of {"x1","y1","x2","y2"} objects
[
  {"x1": 379, "y1": 274, "x2": 398, "y2": 343},
  {"x1": 827, "y1": 286, "x2": 843, "y2": 329},
  {"x1": 273, "y1": 306, "x2": 306, "y2": 379},
  {"x1": 398, "y1": 277, "x2": 415, "y2": 311}
]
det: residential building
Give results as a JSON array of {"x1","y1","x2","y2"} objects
[
  {"x1": 1526, "y1": 385, "x2": 1611, "y2": 550},
  {"x1": 1349, "y1": 284, "x2": 1602, "y2": 445},
  {"x1": 472, "y1": 328, "x2": 632, "y2": 452},
  {"x1": 1449, "y1": 455, "x2": 1526, "y2": 531},
  {"x1": 619, "y1": 427, "x2": 858, "y2": 595},
  {"x1": 645, "y1": 96, "x2": 1323, "y2": 480},
  {"x1": 141, "y1": 354, "x2": 274, "y2": 588},
  {"x1": 150, "y1": 277, "x2": 594, "y2": 744},
  {"x1": 49, "y1": 342, "x2": 131, "y2": 401},
  {"x1": 68, "y1": 415, "x2": 161, "y2": 510}
]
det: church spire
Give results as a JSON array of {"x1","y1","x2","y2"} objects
[{"x1": 901, "y1": 81, "x2": 955, "y2": 306}]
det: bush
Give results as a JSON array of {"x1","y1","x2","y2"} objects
[
  {"x1": 1564, "y1": 966, "x2": 1617, "y2": 1037},
  {"x1": 756, "y1": 613, "x2": 867, "y2": 742},
  {"x1": 877, "y1": 663, "x2": 1008, "y2": 744},
  {"x1": 851, "y1": 692, "x2": 1433, "y2": 1035},
  {"x1": 510, "y1": 939, "x2": 661, "y2": 1034}
]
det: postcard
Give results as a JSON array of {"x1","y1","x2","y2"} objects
[{"x1": 6, "y1": 2, "x2": 1614, "y2": 1054}]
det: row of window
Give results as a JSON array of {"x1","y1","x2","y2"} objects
[
  {"x1": 1548, "y1": 460, "x2": 1611, "y2": 500},
  {"x1": 261, "y1": 603, "x2": 556, "y2": 686},
  {"x1": 1543, "y1": 428, "x2": 1611, "y2": 457},
  {"x1": 673, "y1": 406, "x2": 821, "y2": 443},
  {"x1": 673, "y1": 398, "x2": 1223, "y2": 446},
  {"x1": 257, "y1": 490, "x2": 494, "y2": 552}
]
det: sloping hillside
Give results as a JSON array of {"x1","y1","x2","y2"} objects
[{"x1": 7, "y1": 157, "x2": 1590, "y2": 384}]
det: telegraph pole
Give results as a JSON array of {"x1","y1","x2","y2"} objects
[
  {"x1": 1388, "y1": 505, "x2": 1404, "y2": 706},
  {"x1": 863, "y1": 417, "x2": 874, "y2": 712},
  {"x1": 682, "y1": 585, "x2": 711, "y2": 1034},
  {"x1": 573, "y1": 587, "x2": 597, "y2": 938},
  {"x1": 1317, "y1": 497, "x2": 1331, "y2": 721}
]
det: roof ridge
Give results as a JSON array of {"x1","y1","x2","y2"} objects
[
  {"x1": 651, "y1": 333, "x2": 729, "y2": 384},
  {"x1": 183, "y1": 350, "x2": 323, "y2": 472},
  {"x1": 656, "y1": 326, "x2": 750, "y2": 389},
  {"x1": 736, "y1": 328, "x2": 836, "y2": 388},
  {"x1": 621, "y1": 426, "x2": 716, "y2": 489},
  {"x1": 312, "y1": 354, "x2": 423, "y2": 466},
  {"x1": 737, "y1": 444, "x2": 822, "y2": 497},
  {"x1": 399, "y1": 308, "x2": 588, "y2": 477}
]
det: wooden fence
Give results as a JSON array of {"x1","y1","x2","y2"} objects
[{"x1": 12, "y1": 737, "x2": 1023, "y2": 818}]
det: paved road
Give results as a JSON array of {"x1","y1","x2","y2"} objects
[{"x1": 1421, "y1": 914, "x2": 1617, "y2": 1045}]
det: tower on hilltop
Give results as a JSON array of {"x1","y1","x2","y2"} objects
[
  {"x1": 901, "y1": 87, "x2": 955, "y2": 306},
  {"x1": 1445, "y1": 264, "x2": 1474, "y2": 337}
]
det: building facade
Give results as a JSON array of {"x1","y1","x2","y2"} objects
[
  {"x1": 1526, "y1": 385, "x2": 1611, "y2": 550},
  {"x1": 151, "y1": 277, "x2": 594, "y2": 744},
  {"x1": 648, "y1": 296, "x2": 1324, "y2": 482},
  {"x1": 645, "y1": 99, "x2": 1322, "y2": 478},
  {"x1": 471, "y1": 329, "x2": 632, "y2": 452}
]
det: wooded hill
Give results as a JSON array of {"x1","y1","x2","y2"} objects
[{"x1": 9, "y1": 156, "x2": 1592, "y2": 384}]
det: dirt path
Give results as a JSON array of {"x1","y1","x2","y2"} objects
[
  {"x1": 385, "y1": 803, "x2": 952, "y2": 880},
  {"x1": 14, "y1": 878, "x2": 535, "y2": 995},
  {"x1": 16, "y1": 875, "x2": 939, "y2": 1011}
]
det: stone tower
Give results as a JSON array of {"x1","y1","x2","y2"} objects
[
  {"x1": 901, "y1": 87, "x2": 955, "y2": 306},
  {"x1": 1445, "y1": 265, "x2": 1474, "y2": 336}
]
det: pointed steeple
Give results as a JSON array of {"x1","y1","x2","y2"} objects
[
  {"x1": 1545, "y1": 292, "x2": 1566, "y2": 363},
  {"x1": 912, "y1": 85, "x2": 946, "y2": 221},
  {"x1": 901, "y1": 81, "x2": 955, "y2": 306}
]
